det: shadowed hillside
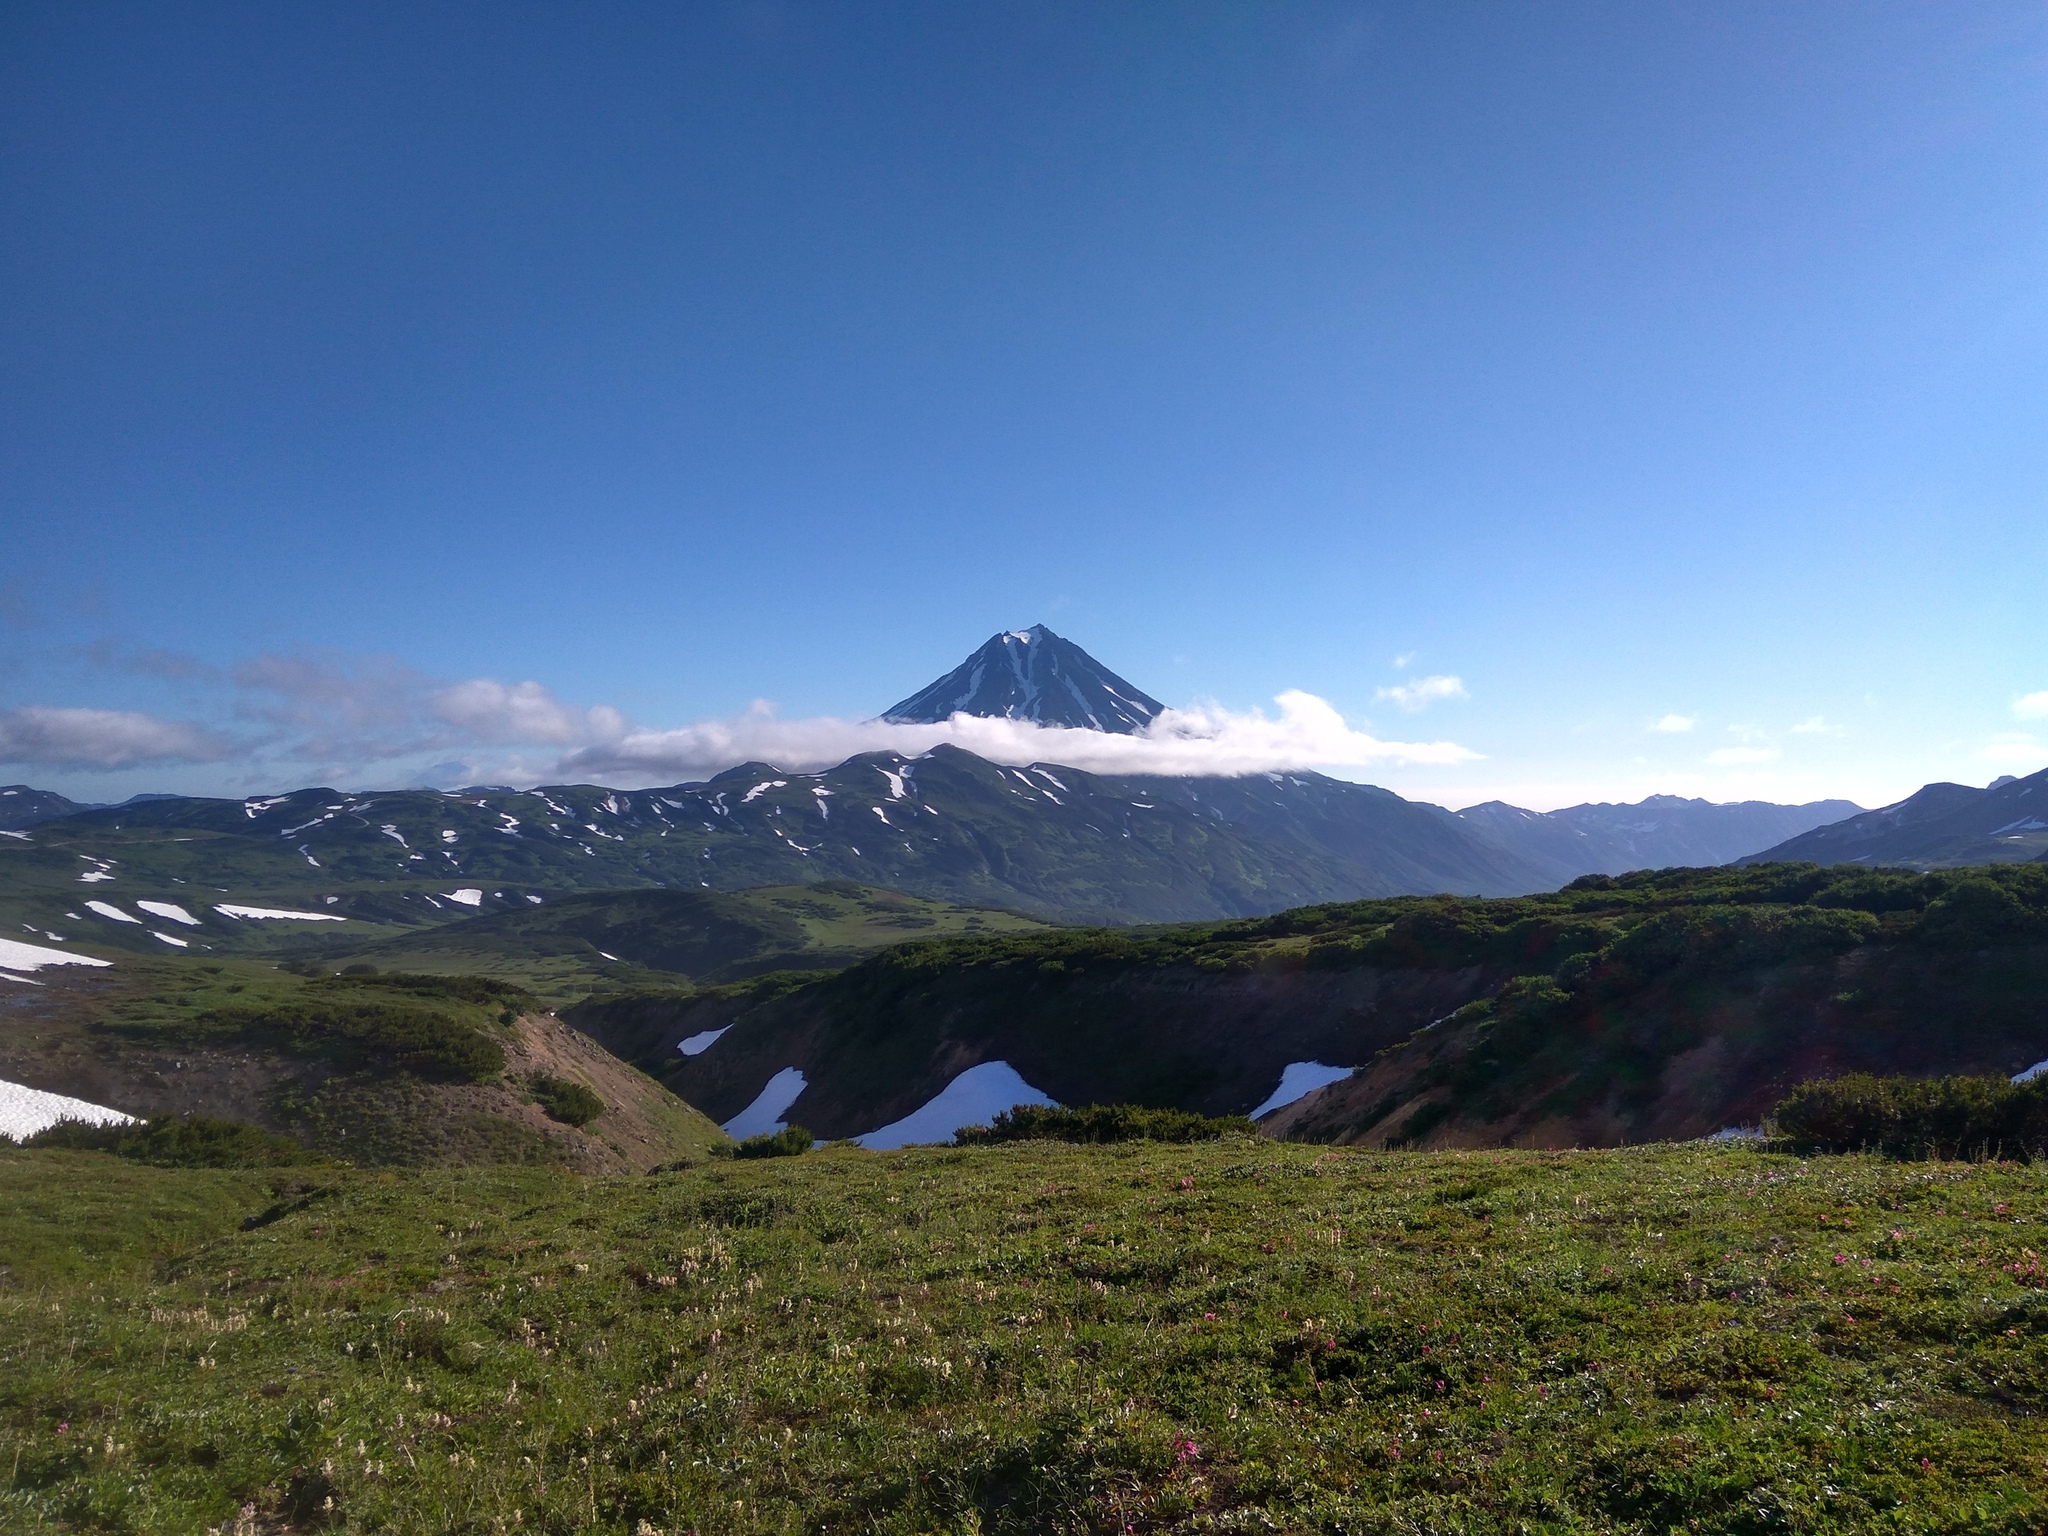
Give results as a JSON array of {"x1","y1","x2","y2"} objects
[{"x1": 571, "y1": 864, "x2": 2048, "y2": 1145}]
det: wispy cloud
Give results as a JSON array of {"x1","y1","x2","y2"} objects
[
  {"x1": 1790, "y1": 715, "x2": 1830, "y2": 734},
  {"x1": 81, "y1": 640, "x2": 219, "y2": 682},
  {"x1": 1652, "y1": 714, "x2": 1696, "y2": 733},
  {"x1": 1374, "y1": 674, "x2": 1467, "y2": 712},
  {"x1": 1707, "y1": 745, "x2": 1780, "y2": 766},
  {"x1": 562, "y1": 691, "x2": 1481, "y2": 782},
  {"x1": 2014, "y1": 691, "x2": 2048, "y2": 722},
  {"x1": 0, "y1": 707, "x2": 235, "y2": 770},
  {"x1": 231, "y1": 652, "x2": 440, "y2": 761}
]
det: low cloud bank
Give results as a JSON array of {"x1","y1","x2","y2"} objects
[
  {"x1": 560, "y1": 690, "x2": 1480, "y2": 782},
  {"x1": 0, "y1": 707, "x2": 235, "y2": 770},
  {"x1": 25, "y1": 647, "x2": 1478, "y2": 788}
]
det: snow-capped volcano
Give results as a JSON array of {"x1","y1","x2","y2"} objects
[{"x1": 882, "y1": 625, "x2": 1165, "y2": 733}]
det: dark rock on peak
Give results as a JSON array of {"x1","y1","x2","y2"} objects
[{"x1": 883, "y1": 625, "x2": 1164, "y2": 734}]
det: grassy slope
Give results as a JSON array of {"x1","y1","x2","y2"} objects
[
  {"x1": 0, "y1": 957, "x2": 727, "y2": 1171},
  {"x1": 2, "y1": 1143, "x2": 2045, "y2": 1533},
  {"x1": 575, "y1": 863, "x2": 2048, "y2": 1143},
  {"x1": 330, "y1": 882, "x2": 1049, "y2": 1003}
]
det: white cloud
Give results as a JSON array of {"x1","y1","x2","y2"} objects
[
  {"x1": 1652, "y1": 714, "x2": 1696, "y2": 733},
  {"x1": 0, "y1": 707, "x2": 236, "y2": 770},
  {"x1": 1981, "y1": 735, "x2": 2046, "y2": 766},
  {"x1": 2014, "y1": 691, "x2": 2048, "y2": 721},
  {"x1": 1391, "y1": 651, "x2": 1417, "y2": 669},
  {"x1": 1373, "y1": 675, "x2": 1467, "y2": 712},
  {"x1": 1790, "y1": 715, "x2": 1829, "y2": 734},
  {"x1": 1707, "y1": 746, "x2": 1780, "y2": 766},
  {"x1": 432, "y1": 679, "x2": 626, "y2": 747},
  {"x1": 561, "y1": 690, "x2": 1481, "y2": 782}
]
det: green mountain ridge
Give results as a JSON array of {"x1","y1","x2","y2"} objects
[
  {"x1": 1, "y1": 749, "x2": 1868, "y2": 959},
  {"x1": 570, "y1": 863, "x2": 2048, "y2": 1146}
]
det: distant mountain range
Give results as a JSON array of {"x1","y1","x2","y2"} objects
[
  {"x1": 883, "y1": 624, "x2": 1164, "y2": 732},
  {"x1": 0, "y1": 744, "x2": 1870, "y2": 943},
  {"x1": 1743, "y1": 767, "x2": 2048, "y2": 869},
  {"x1": 1459, "y1": 793, "x2": 1863, "y2": 878},
  {"x1": 0, "y1": 786, "x2": 182, "y2": 831},
  {"x1": 1, "y1": 786, "x2": 101, "y2": 831},
  {"x1": 2, "y1": 630, "x2": 1890, "y2": 940}
]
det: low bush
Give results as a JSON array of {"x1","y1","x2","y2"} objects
[
  {"x1": 1770, "y1": 1072, "x2": 2048, "y2": 1160},
  {"x1": 191, "y1": 1000, "x2": 506, "y2": 1081},
  {"x1": 313, "y1": 973, "x2": 536, "y2": 1009},
  {"x1": 19, "y1": 1115, "x2": 319, "y2": 1167},
  {"x1": 955, "y1": 1103, "x2": 1257, "y2": 1146},
  {"x1": 527, "y1": 1075, "x2": 604, "y2": 1127},
  {"x1": 726, "y1": 1125, "x2": 815, "y2": 1159}
]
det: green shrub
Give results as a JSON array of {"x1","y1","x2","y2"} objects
[
  {"x1": 527, "y1": 1075, "x2": 604, "y2": 1127},
  {"x1": 313, "y1": 972, "x2": 536, "y2": 1008},
  {"x1": 724, "y1": 1125, "x2": 815, "y2": 1159},
  {"x1": 20, "y1": 1115, "x2": 318, "y2": 1167},
  {"x1": 955, "y1": 1103, "x2": 1256, "y2": 1146},
  {"x1": 1915, "y1": 877, "x2": 2046, "y2": 947},
  {"x1": 191, "y1": 1000, "x2": 506, "y2": 1081},
  {"x1": 1770, "y1": 1073, "x2": 2048, "y2": 1160}
]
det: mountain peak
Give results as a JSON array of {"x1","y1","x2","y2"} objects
[{"x1": 883, "y1": 625, "x2": 1165, "y2": 733}]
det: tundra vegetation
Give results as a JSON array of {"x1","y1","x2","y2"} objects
[{"x1": 2, "y1": 1138, "x2": 2044, "y2": 1534}]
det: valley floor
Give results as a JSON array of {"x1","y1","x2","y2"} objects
[{"x1": 2, "y1": 1141, "x2": 2044, "y2": 1534}]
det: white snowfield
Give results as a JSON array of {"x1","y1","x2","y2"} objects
[
  {"x1": 854, "y1": 1061, "x2": 1056, "y2": 1150},
  {"x1": 0, "y1": 937, "x2": 114, "y2": 974},
  {"x1": 85, "y1": 900, "x2": 140, "y2": 924},
  {"x1": 215, "y1": 904, "x2": 347, "y2": 922},
  {"x1": 150, "y1": 930, "x2": 190, "y2": 948},
  {"x1": 721, "y1": 1067, "x2": 808, "y2": 1140},
  {"x1": 136, "y1": 900, "x2": 201, "y2": 926},
  {"x1": 444, "y1": 888, "x2": 484, "y2": 907},
  {"x1": 677, "y1": 1026, "x2": 730, "y2": 1057},
  {"x1": 1250, "y1": 1061, "x2": 1355, "y2": 1119},
  {"x1": 2015, "y1": 1058, "x2": 2048, "y2": 1085},
  {"x1": 0, "y1": 1078, "x2": 136, "y2": 1142}
]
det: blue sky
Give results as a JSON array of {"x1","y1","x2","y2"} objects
[{"x1": 3, "y1": 2, "x2": 2044, "y2": 810}]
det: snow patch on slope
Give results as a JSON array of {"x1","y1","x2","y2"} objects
[
  {"x1": 854, "y1": 1062, "x2": 1057, "y2": 1150},
  {"x1": 0, "y1": 937, "x2": 113, "y2": 974},
  {"x1": 1251, "y1": 1061, "x2": 1355, "y2": 1119},
  {"x1": 0, "y1": 1079, "x2": 136, "y2": 1142},
  {"x1": 721, "y1": 1068, "x2": 808, "y2": 1140}
]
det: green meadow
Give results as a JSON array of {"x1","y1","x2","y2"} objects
[{"x1": 3, "y1": 1140, "x2": 2045, "y2": 1534}]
